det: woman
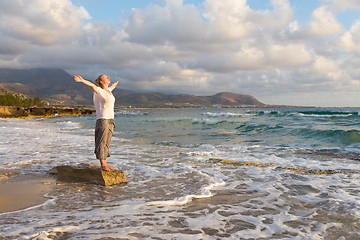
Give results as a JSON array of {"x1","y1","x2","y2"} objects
[{"x1": 74, "y1": 74, "x2": 119, "y2": 172}]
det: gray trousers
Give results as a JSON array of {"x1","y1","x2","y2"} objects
[{"x1": 94, "y1": 119, "x2": 115, "y2": 160}]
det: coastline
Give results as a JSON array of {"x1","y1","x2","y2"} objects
[
  {"x1": 116, "y1": 104, "x2": 313, "y2": 109},
  {"x1": 0, "y1": 106, "x2": 95, "y2": 118},
  {"x1": 0, "y1": 105, "x2": 315, "y2": 118}
]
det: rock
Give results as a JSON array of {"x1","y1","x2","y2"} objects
[
  {"x1": 0, "y1": 106, "x2": 95, "y2": 118},
  {"x1": 0, "y1": 169, "x2": 20, "y2": 179},
  {"x1": 48, "y1": 164, "x2": 127, "y2": 186}
]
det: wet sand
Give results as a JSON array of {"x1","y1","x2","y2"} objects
[{"x1": 0, "y1": 172, "x2": 55, "y2": 213}]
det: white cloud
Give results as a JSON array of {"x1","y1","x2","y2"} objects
[
  {"x1": 329, "y1": 0, "x2": 360, "y2": 11},
  {"x1": 248, "y1": 0, "x2": 293, "y2": 28},
  {"x1": 125, "y1": 1, "x2": 207, "y2": 44},
  {"x1": 308, "y1": 6, "x2": 343, "y2": 36},
  {"x1": 313, "y1": 56, "x2": 337, "y2": 75},
  {"x1": 1, "y1": 0, "x2": 360, "y2": 106},
  {"x1": 288, "y1": 21, "x2": 299, "y2": 33},
  {"x1": 202, "y1": 0, "x2": 253, "y2": 40},
  {"x1": 338, "y1": 20, "x2": 360, "y2": 54},
  {"x1": 202, "y1": 0, "x2": 293, "y2": 40},
  {"x1": 0, "y1": 0, "x2": 90, "y2": 45},
  {"x1": 264, "y1": 43, "x2": 312, "y2": 68}
]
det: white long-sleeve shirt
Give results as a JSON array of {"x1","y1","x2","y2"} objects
[{"x1": 93, "y1": 87, "x2": 115, "y2": 120}]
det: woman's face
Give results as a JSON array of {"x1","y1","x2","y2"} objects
[{"x1": 100, "y1": 75, "x2": 110, "y2": 85}]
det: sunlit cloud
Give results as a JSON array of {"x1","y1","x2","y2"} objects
[{"x1": 0, "y1": 0, "x2": 360, "y2": 106}]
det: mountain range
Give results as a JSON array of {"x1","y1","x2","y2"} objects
[{"x1": 0, "y1": 68, "x2": 266, "y2": 107}]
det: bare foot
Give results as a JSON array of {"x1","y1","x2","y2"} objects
[
  {"x1": 101, "y1": 166, "x2": 114, "y2": 172},
  {"x1": 100, "y1": 160, "x2": 114, "y2": 172}
]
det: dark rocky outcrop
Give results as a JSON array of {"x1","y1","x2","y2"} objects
[
  {"x1": 0, "y1": 106, "x2": 94, "y2": 118},
  {"x1": 48, "y1": 164, "x2": 127, "y2": 186}
]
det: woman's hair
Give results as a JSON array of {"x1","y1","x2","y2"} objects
[{"x1": 95, "y1": 74, "x2": 104, "y2": 86}]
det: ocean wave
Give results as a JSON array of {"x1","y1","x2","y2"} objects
[
  {"x1": 182, "y1": 151, "x2": 214, "y2": 156},
  {"x1": 236, "y1": 123, "x2": 284, "y2": 133},
  {"x1": 203, "y1": 112, "x2": 245, "y2": 118},
  {"x1": 298, "y1": 111, "x2": 358, "y2": 117},
  {"x1": 292, "y1": 128, "x2": 360, "y2": 144},
  {"x1": 296, "y1": 149, "x2": 360, "y2": 161},
  {"x1": 55, "y1": 121, "x2": 81, "y2": 129},
  {"x1": 147, "y1": 177, "x2": 225, "y2": 206},
  {"x1": 182, "y1": 144, "x2": 220, "y2": 156},
  {"x1": 28, "y1": 225, "x2": 84, "y2": 240},
  {"x1": 192, "y1": 119, "x2": 225, "y2": 125},
  {"x1": 244, "y1": 110, "x2": 359, "y2": 119},
  {"x1": 245, "y1": 110, "x2": 282, "y2": 116},
  {"x1": 115, "y1": 110, "x2": 149, "y2": 116}
]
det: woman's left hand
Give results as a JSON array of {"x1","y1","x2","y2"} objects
[{"x1": 110, "y1": 81, "x2": 119, "y2": 90}]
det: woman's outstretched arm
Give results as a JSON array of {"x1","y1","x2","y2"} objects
[
  {"x1": 109, "y1": 81, "x2": 119, "y2": 91},
  {"x1": 74, "y1": 75, "x2": 99, "y2": 93}
]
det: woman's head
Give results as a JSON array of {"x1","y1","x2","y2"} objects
[{"x1": 95, "y1": 74, "x2": 110, "y2": 88}]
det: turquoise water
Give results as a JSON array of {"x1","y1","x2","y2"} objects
[{"x1": 1, "y1": 107, "x2": 360, "y2": 239}]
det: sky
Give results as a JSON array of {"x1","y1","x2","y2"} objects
[{"x1": 1, "y1": 0, "x2": 360, "y2": 106}]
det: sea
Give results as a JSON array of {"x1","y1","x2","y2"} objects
[{"x1": 0, "y1": 107, "x2": 359, "y2": 239}]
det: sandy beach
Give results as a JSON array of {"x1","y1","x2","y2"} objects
[{"x1": 0, "y1": 170, "x2": 55, "y2": 213}]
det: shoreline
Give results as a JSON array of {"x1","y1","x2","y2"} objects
[
  {"x1": 0, "y1": 106, "x2": 95, "y2": 118},
  {"x1": 0, "y1": 171, "x2": 55, "y2": 214},
  {"x1": 0, "y1": 105, "x2": 317, "y2": 118}
]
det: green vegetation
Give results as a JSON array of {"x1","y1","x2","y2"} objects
[{"x1": 0, "y1": 94, "x2": 44, "y2": 107}]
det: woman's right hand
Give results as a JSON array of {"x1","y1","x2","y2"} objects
[
  {"x1": 74, "y1": 75, "x2": 99, "y2": 93},
  {"x1": 74, "y1": 75, "x2": 84, "y2": 82}
]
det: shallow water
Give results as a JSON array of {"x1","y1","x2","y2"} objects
[{"x1": 0, "y1": 107, "x2": 359, "y2": 239}]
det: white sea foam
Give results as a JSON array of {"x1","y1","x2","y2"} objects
[
  {"x1": 296, "y1": 112, "x2": 354, "y2": 118},
  {"x1": 182, "y1": 144, "x2": 220, "y2": 157},
  {"x1": 203, "y1": 112, "x2": 244, "y2": 118},
  {"x1": 55, "y1": 120, "x2": 81, "y2": 129},
  {"x1": 0, "y1": 118, "x2": 92, "y2": 170},
  {"x1": 115, "y1": 110, "x2": 147, "y2": 116},
  {"x1": 147, "y1": 178, "x2": 225, "y2": 206},
  {"x1": 192, "y1": 118, "x2": 222, "y2": 125},
  {"x1": 146, "y1": 163, "x2": 225, "y2": 206},
  {"x1": 28, "y1": 225, "x2": 85, "y2": 240},
  {"x1": 183, "y1": 151, "x2": 213, "y2": 156}
]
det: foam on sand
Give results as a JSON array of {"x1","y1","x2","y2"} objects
[{"x1": 147, "y1": 168, "x2": 225, "y2": 206}]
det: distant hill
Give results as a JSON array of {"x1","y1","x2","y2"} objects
[
  {"x1": 0, "y1": 68, "x2": 92, "y2": 105},
  {"x1": 0, "y1": 84, "x2": 27, "y2": 99},
  {"x1": 0, "y1": 68, "x2": 266, "y2": 107},
  {"x1": 0, "y1": 83, "x2": 38, "y2": 98},
  {"x1": 116, "y1": 91, "x2": 264, "y2": 107}
]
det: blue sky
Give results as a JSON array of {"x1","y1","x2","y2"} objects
[
  {"x1": 73, "y1": 0, "x2": 357, "y2": 29},
  {"x1": 1, "y1": 0, "x2": 360, "y2": 106}
]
